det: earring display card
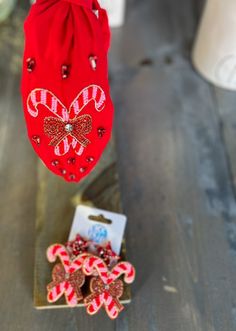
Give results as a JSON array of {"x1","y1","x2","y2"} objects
[
  {"x1": 34, "y1": 139, "x2": 132, "y2": 309},
  {"x1": 69, "y1": 205, "x2": 127, "y2": 254}
]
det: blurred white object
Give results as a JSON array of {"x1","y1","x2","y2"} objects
[
  {"x1": 99, "y1": 0, "x2": 126, "y2": 27},
  {"x1": 192, "y1": 0, "x2": 236, "y2": 90},
  {"x1": 30, "y1": 0, "x2": 126, "y2": 27},
  {"x1": 0, "y1": 0, "x2": 17, "y2": 23}
]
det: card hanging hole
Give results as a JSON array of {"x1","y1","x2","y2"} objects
[{"x1": 88, "y1": 214, "x2": 112, "y2": 225}]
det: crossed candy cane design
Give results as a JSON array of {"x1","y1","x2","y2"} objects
[
  {"x1": 27, "y1": 85, "x2": 106, "y2": 156},
  {"x1": 83, "y1": 256, "x2": 135, "y2": 319},
  {"x1": 47, "y1": 244, "x2": 88, "y2": 306}
]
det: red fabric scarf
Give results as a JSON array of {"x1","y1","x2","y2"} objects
[{"x1": 21, "y1": 0, "x2": 114, "y2": 182}]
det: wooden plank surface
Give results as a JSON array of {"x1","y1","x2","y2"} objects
[{"x1": 1, "y1": 0, "x2": 236, "y2": 330}]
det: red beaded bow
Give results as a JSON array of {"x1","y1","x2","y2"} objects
[
  {"x1": 44, "y1": 115, "x2": 92, "y2": 148},
  {"x1": 65, "y1": 234, "x2": 90, "y2": 258},
  {"x1": 97, "y1": 241, "x2": 120, "y2": 268}
]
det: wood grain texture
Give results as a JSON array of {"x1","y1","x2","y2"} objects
[{"x1": 1, "y1": 0, "x2": 236, "y2": 330}]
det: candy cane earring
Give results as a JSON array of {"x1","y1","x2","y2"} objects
[
  {"x1": 46, "y1": 244, "x2": 89, "y2": 306},
  {"x1": 83, "y1": 256, "x2": 135, "y2": 319}
]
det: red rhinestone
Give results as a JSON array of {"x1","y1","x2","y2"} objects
[
  {"x1": 60, "y1": 169, "x2": 67, "y2": 175},
  {"x1": 79, "y1": 167, "x2": 87, "y2": 173},
  {"x1": 67, "y1": 157, "x2": 76, "y2": 165},
  {"x1": 69, "y1": 174, "x2": 76, "y2": 180},
  {"x1": 99, "y1": 249, "x2": 105, "y2": 259},
  {"x1": 51, "y1": 160, "x2": 59, "y2": 166},
  {"x1": 97, "y1": 127, "x2": 106, "y2": 138},
  {"x1": 27, "y1": 58, "x2": 35, "y2": 72},
  {"x1": 32, "y1": 135, "x2": 40, "y2": 146},
  {"x1": 62, "y1": 65, "x2": 70, "y2": 79},
  {"x1": 93, "y1": 9, "x2": 99, "y2": 18},
  {"x1": 89, "y1": 55, "x2": 98, "y2": 70},
  {"x1": 86, "y1": 156, "x2": 95, "y2": 163}
]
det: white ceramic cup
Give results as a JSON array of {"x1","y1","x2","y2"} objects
[
  {"x1": 0, "y1": 0, "x2": 17, "y2": 23},
  {"x1": 192, "y1": 0, "x2": 236, "y2": 90}
]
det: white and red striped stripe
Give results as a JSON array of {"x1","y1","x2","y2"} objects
[
  {"x1": 83, "y1": 256, "x2": 135, "y2": 319},
  {"x1": 86, "y1": 294, "x2": 103, "y2": 315},
  {"x1": 85, "y1": 291, "x2": 123, "y2": 319},
  {"x1": 107, "y1": 262, "x2": 136, "y2": 284},
  {"x1": 47, "y1": 244, "x2": 88, "y2": 306},
  {"x1": 64, "y1": 282, "x2": 77, "y2": 306},
  {"x1": 47, "y1": 244, "x2": 71, "y2": 273},
  {"x1": 54, "y1": 136, "x2": 85, "y2": 157},
  {"x1": 69, "y1": 85, "x2": 106, "y2": 118},
  {"x1": 47, "y1": 281, "x2": 66, "y2": 303},
  {"x1": 54, "y1": 137, "x2": 70, "y2": 156},
  {"x1": 83, "y1": 256, "x2": 109, "y2": 283},
  {"x1": 103, "y1": 292, "x2": 122, "y2": 319},
  {"x1": 83, "y1": 256, "x2": 135, "y2": 285},
  {"x1": 47, "y1": 280, "x2": 78, "y2": 307},
  {"x1": 47, "y1": 244, "x2": 88, "y2": 273},
  {"x1": 27, "y1": 88, "x2": 66, "y2": 119}
]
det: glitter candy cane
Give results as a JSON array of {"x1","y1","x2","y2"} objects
[
  {"x1": 107, "y1": 261, "x2": 136, "y2": 284},
  {"x1": 46, "y1": 244, "x2": 88, "y2": 306},
  {"x1": 83, "y1": 256, "x2": 135, "y2": 319}
]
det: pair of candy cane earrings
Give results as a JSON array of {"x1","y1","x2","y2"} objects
[{"x1": 46, "y1": 243, "x2": 135, "y2": 319}]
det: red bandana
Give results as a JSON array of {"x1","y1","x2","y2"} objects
[{"x1": 21, "y1": 0, "x2": 114, "y2": 182}]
